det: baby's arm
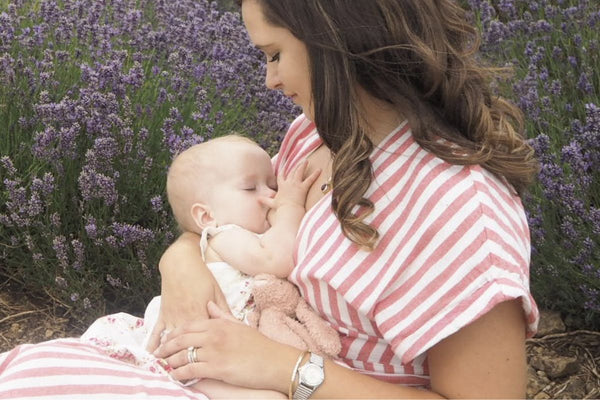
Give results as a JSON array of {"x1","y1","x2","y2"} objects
[{"x1": 210, "y1": 160, "x2": 319, "y2": 277}]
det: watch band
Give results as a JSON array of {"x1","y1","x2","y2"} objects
[
  {"x1": 289, "y1": 351, "x2": 308, "y2": 400},
  {"x1": 294, "y1": 383, "x2": 316, "y2": 400},
  {"x1": 292, "y1": 352, "x2": 324, "y2": 400}
]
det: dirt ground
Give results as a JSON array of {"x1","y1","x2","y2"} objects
[{"x1": 1, "y1": 285, "x2": 599, "y2": 398}]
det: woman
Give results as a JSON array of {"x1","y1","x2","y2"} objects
[
  {"x1": 150, "y1": 0, "x2": 538, "y2": 398},
  {"x1": 0, "y1": 0, "x2": 538, "y2": 398}
]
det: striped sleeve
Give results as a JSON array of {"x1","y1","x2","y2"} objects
[
  {"x1": 373, "y1": 163, "x2": 538, "y2": 364},
  {"x1": 272, "y1": 114, "x2": 318, "y2": 176}
]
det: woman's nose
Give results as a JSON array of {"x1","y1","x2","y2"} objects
[{"x1": 265, "y1": 63, "x2": 281, "y2": 90}]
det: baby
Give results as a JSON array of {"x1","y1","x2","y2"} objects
[
  {"x1": 165, "y1": 134, "x2": 319, "y2": 320},
  {"x1": 158, "y1": 134, "x2": 321, "y2": 398}
]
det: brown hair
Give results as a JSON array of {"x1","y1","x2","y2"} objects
[{"x1": 244, "y1": 0, "x2": 537, "y2": 250}]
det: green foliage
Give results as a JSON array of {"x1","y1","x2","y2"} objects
[
  {"x1": 0, "y1": 0, "x2": 296, "y2": 323},
  {"x1": 462, "y1": 0, "x2": 600, "y2": 329}
]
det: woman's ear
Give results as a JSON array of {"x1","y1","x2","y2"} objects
[{"x1": 190, "y1": 203, "x2": 215, "y2": 231}]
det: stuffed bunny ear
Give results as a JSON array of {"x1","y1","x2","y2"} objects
[{"x1": 296, "y1": 300, "x2": 342, "y2": 358}]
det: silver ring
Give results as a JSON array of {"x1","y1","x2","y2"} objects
[{"x1": 187, "y1": 346, "x2": 198, "y2": 364}]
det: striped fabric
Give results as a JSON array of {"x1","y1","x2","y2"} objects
[
  {"x1": 0, "y1": 339, "x2": 207, "y2": 399},
  {"x1": 274, "y1": 114, "x2": 539, "y2": 387},
  {"x1": 0, "y1": 113, "x2": 538, "y2": 396}
]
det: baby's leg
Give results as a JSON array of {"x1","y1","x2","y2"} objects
[{"x1": 191, "y1": 379, "x2": 286, "y2": 399}]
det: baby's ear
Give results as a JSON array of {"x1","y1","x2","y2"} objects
[{"x1": 190, "y1": 203, "x2": 215, "y2": 231}]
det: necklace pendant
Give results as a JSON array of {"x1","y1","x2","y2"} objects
[{"x1": 320, "y1": 179, "x2": 332, "y2": 194}]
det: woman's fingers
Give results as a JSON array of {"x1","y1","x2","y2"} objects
[
  {"x1": 170, "y1": 360, "x2": 217, "y2": 382},
  {"x1": 154, "y1": 328, "x2": 206, "y2": 359},
  {"x1": 165, "y1": 344, "x2": 203, "y2": 370},
  {"x1": 207, "y1": 300, "x2": 239, "y2": 323},
  {"x1": 155, "y1": 318, "x2": 293, "y2": 390},
  {"x1": 146, "y1": 320, "x2": 165, "y2": 352}
]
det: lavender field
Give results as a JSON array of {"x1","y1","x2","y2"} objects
[
  {"x1": 464, "y1": 0, "x2": 600, "y2": 329},
  {"x1": 0, "y1": 0, "x2": 298, "y2": 321},
  {"x1": 1, "y1": 0, "x2": 599, "y2": 329}
]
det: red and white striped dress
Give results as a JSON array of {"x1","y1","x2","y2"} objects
[
  {"x1": 274, "y1": 114, "x2": 539, "y2": 387},
  {"x1": 0, "y1": 114, "x2": 538, "y2": 397}
]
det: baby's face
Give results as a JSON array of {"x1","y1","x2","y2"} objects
[{"x1": 208, "y1": 141, "x2": 276, "y2": 234}]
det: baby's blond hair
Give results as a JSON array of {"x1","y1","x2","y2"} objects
[{"x1": 166, "y1": 134, "x2": 258, "y2": 232}]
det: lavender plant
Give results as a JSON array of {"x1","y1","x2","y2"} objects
[
  {"x1": 0, "y1": 0, "x2": 297, "y2": 322},
  {"x1": 462, "y1": 0, "x2": 599, "y2": 329}
]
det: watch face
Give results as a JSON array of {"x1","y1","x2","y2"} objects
[{"x1": 302, "y1": 364, "x2": 324, "y2": 386}]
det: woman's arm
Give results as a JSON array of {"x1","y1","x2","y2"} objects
[
  {"x1": 146, "y1": 232, "x2": 229, "y2": 352},
  {"x1": 155, "y1": 299, "x2": 527, "y2": 398}
]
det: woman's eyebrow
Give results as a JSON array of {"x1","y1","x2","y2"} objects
[{"x1": 254, "y1": 43, "x2": 273, "y2": 51}]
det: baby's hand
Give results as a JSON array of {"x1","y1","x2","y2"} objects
[
  {"x1": 275, "y1": 160, "x2": 321, "y2": 208},
  {"x1": 260, "y1": 161, "x2": 320, "y2": 213}
]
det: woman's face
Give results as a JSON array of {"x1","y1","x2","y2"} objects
[{"x1": 242, "y1": 0, "x2": 313, "y2": 120}]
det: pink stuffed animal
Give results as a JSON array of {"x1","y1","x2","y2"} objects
[{"x1": 247, "y1": 274, "x2": 342, "y2": 358}]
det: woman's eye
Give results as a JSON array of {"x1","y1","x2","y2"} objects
[
  {"x1": 268, "y1": 52, "x2": 280, "y2": 63},
  {"x1": 243, "y1": 187, "x2": 256, "y2": 191}
]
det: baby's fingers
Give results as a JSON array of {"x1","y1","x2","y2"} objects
[
  {"x1": 258, "y1": 196, "x2": 276, "y2": 209},
  {"x1": 302, "y1": 166, "x2": 322, "y2": 187},
  {"x1": 291, "y1": 159, "x2": 309, "y2": 180}
]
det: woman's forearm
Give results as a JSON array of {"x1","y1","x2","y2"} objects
[
  {"x1": 159, "y1": 231, "x2": 203, "y2": 274},
  {"x1": 158, "y1": 231, "x2": 228, "y2": 323},
  {"x1": 267, "y1": 347, "x2": 442, "y2": 399}
]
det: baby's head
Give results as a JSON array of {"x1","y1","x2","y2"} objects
[{"x1": 167, "y1": 135, "x2": 277, "y2": 234}]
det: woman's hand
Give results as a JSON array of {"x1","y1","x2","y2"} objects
[
  {"x1": 146, "y1": 232, "x2": 229, "y2": 352},
  {"x1": 154, "y1": 302, "x2": 295, "y2": 393}
]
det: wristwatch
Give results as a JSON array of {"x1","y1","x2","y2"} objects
[{"x1": 292, "y1": 352, "x2": 324, "y2": 399}]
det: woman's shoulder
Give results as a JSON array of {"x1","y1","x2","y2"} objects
[{"x1": 274, "y1": 114, "x2": 320, "y2": 174}]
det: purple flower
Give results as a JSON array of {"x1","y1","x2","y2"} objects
[
  {"x1": 71, "y1": 239, "x2": 85, "y2": 270},
  {"x1": 84, "y1": 215, "x2": 98, "y2": 239},
  {"x1": 150, "y1": 196, "x2": 163, "y2": 212},
  {"x1": 0, "y1": 156, "x2": 17, "y2": 176},
  {"x1": 50, "y1": 212, "x2": 61, "y2": 228},
  {"x1": 78, "y1": 168, "x2": 118, "y2": 206},
  {"x1": 484, "y1": 20, "x2": 510, "y2": 45},
  {"x1": 577, "y1": 72, "x2": 593, "y2": 94},
  {"x1": 111, "y1": 222, "x2": 155, "y2": 247},
  {"x1": 52, "y1": 235, "x2": 69, "y2": 269},
  {"x1": 568, "y1": 56, "x2": 578, "y2": 68}
]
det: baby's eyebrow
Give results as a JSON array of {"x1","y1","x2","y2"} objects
[{"x1": 239, "y1": 173, "x2": 257, "y2": 183}]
